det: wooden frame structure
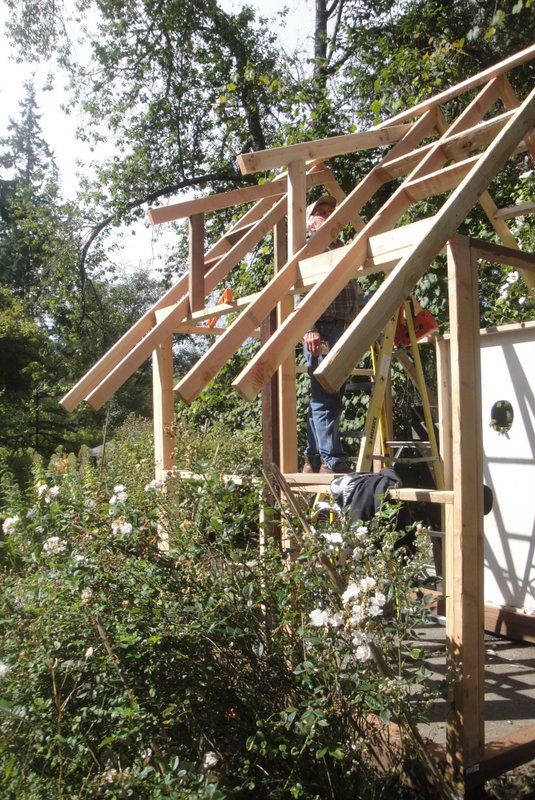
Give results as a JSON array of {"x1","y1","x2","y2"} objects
[{"x1": 62, "y1": 46, "x2": 535, "y2": 795}]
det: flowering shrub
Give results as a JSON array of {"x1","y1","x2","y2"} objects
[{"x1": 0, "y1": 433, "x2": 443, "y2": 799}]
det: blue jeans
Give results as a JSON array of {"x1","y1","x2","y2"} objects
[{"x1": 304, "y1": 321, "x2": 349, "y2": 470}]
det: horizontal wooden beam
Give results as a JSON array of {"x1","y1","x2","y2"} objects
[
  {"x1": 148, "y1": 180, "x2": 288, "y2": 225},
  {"x1": 387, "y1": 488, "x2": 454, "y2": 504},
  {"x1": 404, "y1": 156, "x2": 480, "y2": 201},
  {"x1": 484, "y1": 601, "x2": 535, "y2": 644},
  {"x1": 175, "y1": 322, "x2": 260, "y2": 339},
  {"x1": 376, "y1": 44, "x2": 535, "y2": 128},
  {"x1": 465, "y1": 724, "x2": 535, "y2": 788},
  {"x1": 297, "y1": 217, "x2": 436, "y2": 285},
  {"x1": 380, "y1": 111, "x2": 515, "y2": 181},
  {"x1": 237, "y1": 124, "x2": 413, "y2": 175},
  {"x1": 494, "y1": 201, "x2": 535, "y2": 220},
  {"x1": 316, "y1": 87, "x2": 535, "y2": 393},
  {"x1": 469, "y1": 238, "x2": 535, "y2": 271}
]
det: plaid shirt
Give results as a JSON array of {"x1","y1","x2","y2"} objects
[{"x1": 309, "y1": 241, "x2": 361, "y2": 327}]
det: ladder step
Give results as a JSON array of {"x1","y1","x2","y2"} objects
[
  {"x1": 372, "y1": 454, "x2": 439, "y2": 464},
  {"x1": 385, "y1": 440, "x2": 431, "y2": 447}
]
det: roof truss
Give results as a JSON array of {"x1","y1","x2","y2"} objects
[{"x1": 61, "y1": 45, "x2": 535, "y2": 412}]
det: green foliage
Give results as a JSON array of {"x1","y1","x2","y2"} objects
[{"x1": 0, "y1": 424, "x2": 443, "y2": 799}]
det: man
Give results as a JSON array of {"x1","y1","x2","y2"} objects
[{"x1": 302, "y1": 195, "x2": 361, "y2": 474}]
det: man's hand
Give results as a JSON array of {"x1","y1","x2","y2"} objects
[{"x1": 304, "y1": 330, "x2": 322, "y2": 356}]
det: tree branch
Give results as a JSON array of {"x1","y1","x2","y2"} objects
[{"x1": 78, "y1": 168, "x2": 245, "y2": 277}]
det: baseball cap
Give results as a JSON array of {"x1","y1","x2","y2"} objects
[{"x1": 305, "y1": 194, "x2": 337, "y2": 226}]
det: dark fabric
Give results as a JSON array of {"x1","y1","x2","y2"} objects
[{"x1": 331, "y1": 468, "x2": 403, "y2": 526}]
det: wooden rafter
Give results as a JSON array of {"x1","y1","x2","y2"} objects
[{"x1": 232, "y1": 75, "x2": 517, "y2": 401}]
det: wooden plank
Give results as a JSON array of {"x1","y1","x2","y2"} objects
[
  {"x1": 484, "y1": 602, "x2": 535, "y2": 644},
  {"x1": 148, "y1": 181, "x2": 287, "y2": 225},
  {"x1": 188, "y1": 213, "x2": 205, "y2": 313},
  {"x1": 468, "y1": 238, "x2": 535, "y2": 271},
  {"x1": 465, "y1": 724, "x2": 535, "y2": 787},
  {"x1": 375, "y1": 43, "x2": 535, "y2": 128},
  {"x1": 380, "y1": 111, "x2": 515, "y2": 181},
  {"x1": 152, "y1": 336, "x2": 175, "y2": 482},
  {"x1": 315, "y1": 87, "x2": 535, "y2": 393},
  {"x1": 235, "y1": 80, "x2": 502, "y2": 400},
  {"x1": 436, "y1": 335, "x2": 452, "y2": 586},
  {"x1": 279, "y1": 160, "x2": 305, "y2": 474},
  {"x1": 86, "y1": 194, "x2": 288, "y2": 410},
  {"x1": 297, "y1": 218, "x2": 435, "y2": 283},
  {"x1": 445, "y1": 238, "x2": 485, "y2": 780},
  {"x1": 434, "y1": 106, "x2": 535, "y2": 292},
  {"x1": 176, "y1": 112, "x2": 436, "y2": 404},
  {"x1": 237, "y1": 124, "x2": 413, "y2": 174},
  {"x1": 500, "y1": 74, "x2": 535, "y2": 158},
  {"x1": 387, "y1": 488, "x2": 454, "y2": 504},
  {"x1": 494, "y1": 201, "x2": 535, "y2": 220},
  {"x1": 404, "y1": 155, "x2": 480, "y2": 201}
]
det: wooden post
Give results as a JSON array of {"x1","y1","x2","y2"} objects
[
  {"x1": 278, "y1": 159, "x2": 305, "y2": 473},
  {"x1": 189, "y1": 213, "x2": 205, "y2": 313},
  {"x1": 436, "y1": 335, "x2": 452, "y2": 600},
  {"x1": 152, "y1": 336, "x2": 175, "y2": 550},
  {"x1": 445, "y1": 237, "x2": 485, "y2": 787},
  {"x1": 260, "y1": 220, "x2": 284, "y2": 546}
]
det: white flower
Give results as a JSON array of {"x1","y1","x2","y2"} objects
[
  {"x1": 374, "y1": 591, "x2": 386, "y2": 607},
  {"x1": 359, "y1": 576, "x2": 376, "y2": 592},
  {"x1": 111, "y1": 519, "x2": 133, "y2": 535},
  {"x1": 202, "y1": 751, "x2": 219, "y2": 771},
  {"x1": 113, "y1": 484, "x2": 126, "y2": 493},
  {"x1": 505, "y1": 271, "x2": 519, "y2": 285},
  {"x1": 81, "y1": 588, "x2": 93, "y2": 601},
  {"x1": 109, "y1": 489, "x2": 128, "y2": 505},
  {"x1": 43, "y1": 536, "x2": 66, "y2": 555},
  {"x1": 329, "y1": 612, "x2": 344, "y2": 627},
  {"x1": 36, "y1": 483, "x2": 48, "y2": 498},
  {"x1": 73, "y1": 553, "x2": 86, "y2": 565},
  {"x1": 44, "y1": 485, "x2": 60, "y2": 504},
  {"x1": 519, "y1": 170, "x2": 533, "y2": 179},
  {"x1": 341, "y1": 582, "x2": 360, "y2": 604},
  {"x1": 348, "y1": 604, "x2": 366, "y2": 624},
  {"x1": 309, "y1": 608, "x2": 330, "y2": 627},
  {"x1": 519, "y1": 296, "x2": 526, "y2": 305},
  {"x1": 144, "y1": 479, "x2": 163, "y2": 492},
  {"x1": 355, "y1": 643, "x2": 372, "y2": 661},
  {"x1": 321, "y1": 531, "x2": 344, "y2": 546},
  {"x1": 0, "y1": 662, "x2": 9, "y2": 677},
  {"x1": 355, "y1": 525, "x2": 368, "y2": 538},
  {"x1": 2, "y1": 515, "x2": 20, "y2": 534},
  {"x1": 368, "y1": 601, "x2": 383, "y2": 618},
  {"x1": 85, "y1": 646, "x2": 94, "y2": 658}
]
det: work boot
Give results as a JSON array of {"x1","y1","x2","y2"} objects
[{"x1": 302, "y1": 456, "x2": 319, "y2": 474}]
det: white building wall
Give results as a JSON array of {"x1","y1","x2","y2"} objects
[{"x1": 480, "y1": 323, "x2": 535, "y2": 610}]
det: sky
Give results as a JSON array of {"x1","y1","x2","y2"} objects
[{"x1": 0, "y1": 0, "x2": 314, "y2": 274}]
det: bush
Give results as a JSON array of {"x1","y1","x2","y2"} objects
[{"x1": 0, "y1": 433, "x2": 444, "y2": 799}]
